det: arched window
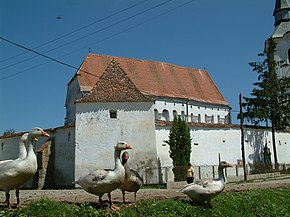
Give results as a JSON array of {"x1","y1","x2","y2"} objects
[
  {"x1": 288, "y1": 48, "x2": 290, "y2": 63},
  {"x1": 162, "y1": 109, "x2": 169, "y2": 121},
  {"x1": 198, "y1": 114, "x2": 201, "y2": 123},
  {"x1": 211, "y1": 115, "x2": 214, "y2": 123},
  {"x1": 173, "y1": 110, "x2": 178, "y2": 118},
  {"x1": 154, "y1": 109, "x2": 159, "y2": 120},
  {"x1": 181, "y1": 111, "x2": 185, "y2": 120}
]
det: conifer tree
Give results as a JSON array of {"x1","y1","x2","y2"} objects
[
  {"x1": 242, "y1": 38, "x2": 290, "y2": 168},
  {"x1": 165, "y1": 116, "x2": 192, "y2": 181}
]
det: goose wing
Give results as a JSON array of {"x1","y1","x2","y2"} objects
[
  {"x1": 180, "y1": 180, "x2": 225, "y2": 203},
  {"x1": 75, "y1": 169, "x2": 121, "y2": 195},
  {"x1": 130, "y1": 169, "x2": 144, "y2": 185}
]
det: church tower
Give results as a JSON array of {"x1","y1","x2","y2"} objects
[{"x1": 271, "y1": 0, "x2": 290, "y2": 78}]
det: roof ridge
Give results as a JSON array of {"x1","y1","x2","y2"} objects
[{"x1": 88, "y1": 53, "x2": 203, "y2": 72}]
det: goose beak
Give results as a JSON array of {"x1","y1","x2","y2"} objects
[
  {"x1": 228, "y1": 163, "x2": 233, "y2": 167},
  {"x1": 125, "y1": 144, "x2": 133, "y2": 149},
  {"x1": 41, "y1": 130, "x2": 50, "y2": 137}
]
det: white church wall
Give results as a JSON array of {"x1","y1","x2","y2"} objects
[
  {"x1": 153, "y1": 98, "x2": 230, "y2": 124},
  {"x1": 65, "y1": 77, "x2": 83, "y2": 126},
  {"x1": 75, "y1": 101, "x2": 159, "y2": 184}
]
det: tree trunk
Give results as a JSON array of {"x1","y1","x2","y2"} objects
[{"x1": 271, "y1": 124, "x2": 279, "y2": 170}]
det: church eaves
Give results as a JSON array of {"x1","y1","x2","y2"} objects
[{"x1": 76, "y1": 59, "x2": 153, "y2": 103}]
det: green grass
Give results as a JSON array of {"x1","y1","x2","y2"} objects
[{"x1": 1, "y1": 188, "x2": 290, "y2": 217}]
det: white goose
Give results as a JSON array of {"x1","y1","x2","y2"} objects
[
  {"x1": 74, "y1": 141, "x2": 133, "y2": 211},
  {"x1": 0, "y1": 128, "x2": 49, "y2": 208},
  {"x1": 119, "y1": 151, "x2": 143, "y2": 204},
  {"x1": 180, "y1": 161, "x2": 232, "y2": 204},
  {"x1": 0, "y1": 133, "x2": 28, "y2": 206}
]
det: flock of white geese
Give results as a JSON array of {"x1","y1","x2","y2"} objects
[{"x1": 0, "y1": 127, "x2": 232, "y2": 210}]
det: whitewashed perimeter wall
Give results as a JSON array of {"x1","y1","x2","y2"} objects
[
  {"x1": 0, "y1": 136, "x2": 21, "y2": 161},
  {"x1": 156, "y1": 127, "x2": 241, "y2": 167},
  {"x1": 52, "y1": 127, "x2": 75, "y2": 187},
  {"x1": 156, "y1": 126, "x2": 290, "y2": 182},
  {"x1": 75, "y1": 102, "x2": 158, "y2": 184},
  {"x1": 0, "y1": 131, "x2": 51, "y2": 162},
  {"x1": 0, "y1": 130, "x2": 53, "y2": 188}
]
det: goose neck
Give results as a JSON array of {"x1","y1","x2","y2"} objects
[
  {"x1": 114, "y1": 149, "x2": 122, "y2": 170},
  {"x1": 218, "y1": 167, "x2": 226, "y2": 183},
  {"x1": 25, "y1": 136, "x2": 36, "y2": 159},
  {"x1": 18, "y1": 140, "x2": 27, "y2": 160}
]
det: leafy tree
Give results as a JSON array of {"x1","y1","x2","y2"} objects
[
  {"x1": 3, "y1": 129, "x2": 15, "y2": 136},
  {"x1": 164, "y1": 116, "x2": 192, "y2": 181},
  {"x1": 242, "y1": 38, "x2": 290, "y2": 168}
]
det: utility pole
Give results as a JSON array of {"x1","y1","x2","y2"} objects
[{"x1": 239, "y1": 94, "x2": 247, "y2": 181}]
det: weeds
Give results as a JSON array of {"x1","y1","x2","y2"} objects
[{"x1": 1, "y1": 188, "x2": 289, "y2": 217}]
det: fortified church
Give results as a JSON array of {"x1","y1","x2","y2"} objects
[{"x1": 0, "y1": 0, "x2": 289, "y2": 188}]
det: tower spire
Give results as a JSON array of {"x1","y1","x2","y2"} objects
[{"x1": 273, "y1": 0, "x2": 290, "y2": 27}]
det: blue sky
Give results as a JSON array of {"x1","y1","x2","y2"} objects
[{"x1": 0, "y1": 0, "x2": 275, "y2": 134}]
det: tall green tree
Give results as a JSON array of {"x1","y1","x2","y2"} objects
[
  {"x1": 242, "y1": 38, "x2": 290, "y2": 168},
  {"x1": 164, "y1": 116, "x2": 192, "y2": 181}
]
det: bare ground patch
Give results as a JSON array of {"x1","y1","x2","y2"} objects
[{"x1": 1, "y1": 176, "x2": 289, "y2": 209}]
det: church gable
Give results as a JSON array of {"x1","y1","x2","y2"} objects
[{"x1": 76, "y1": 59, "x2": 152, "y2": 103}]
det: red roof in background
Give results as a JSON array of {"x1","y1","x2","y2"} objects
[
  {"x1": 77, "y1": 59, "x2": 153, "y2": 103},
  {"x1": 76, "y1": 54, "x2": 229, "y2": 106}
]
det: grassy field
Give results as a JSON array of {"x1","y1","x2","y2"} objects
[{"x1": 1, "y1": 188, "x2": 290, "y2": 217}]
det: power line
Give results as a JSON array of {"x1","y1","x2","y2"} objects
[
  {"x1": 0, "y1": 36, "x2": 96, "y2": 78},
  {"x1": 0, "y1": 0, "x2": 196, "y2": 81},
  {"x1": 0, "y1": 0, "x2": 174, "y2": 71},
  {"x1": 0, "y1": 0, "x2": 151, "y2": 63}
]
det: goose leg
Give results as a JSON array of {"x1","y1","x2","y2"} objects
[
  {"x1": 134, "y1": 192, "x2": 137, "y2": 203},
  {"x1": 108, "y1": 192, "x2": 120, "y2": 211},
  {"x1": 98, "y1": 196, "x2": 103, "y2": 207},
  {"x1": 16, "y1": 189, "x2": 20, "y2": 205},
  {"x1": 122, "y1": 190, "x2": 126, "y2": 203},
  {"x1": 5, "y1": 190, "x2": 10, "y2": 208}
]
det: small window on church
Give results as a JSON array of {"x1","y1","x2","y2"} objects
[
  {"x1": 110, "y1": 110, "x2": 117, "y2": 119},
  {"x1": 288, "y1": 48, "x2": 290, "y2": 63}
]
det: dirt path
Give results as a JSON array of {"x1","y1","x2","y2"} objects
[{"x1": 1, "y1": 176, "x2": 290, "y2": 208}]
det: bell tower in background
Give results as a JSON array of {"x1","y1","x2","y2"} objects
[{"x1": 270, "y1": 0, "x2": 290, "y2": 78}]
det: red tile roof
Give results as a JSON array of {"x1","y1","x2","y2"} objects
[
  {"x1": 76, "y1": 54, "x2": 229, "y2": 106},
  {"x1": 77, "y1": 59, "x2": 152, "y2": 103}
]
